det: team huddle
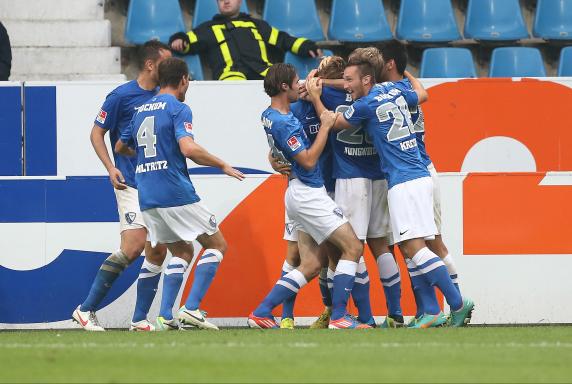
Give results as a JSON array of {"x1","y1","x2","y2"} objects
[{"x1": 72, "y1": 40, "x2": 473, "y2": 332}]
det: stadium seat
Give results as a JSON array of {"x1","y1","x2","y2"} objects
[
  {"x1": 489, "y1": 47, "x2": 546, "y2": 77},
  {"x1": 328, "y1": 0, "x2": 392, "y2": 42},
  {"x1": 396, "y1": 0, "x2": 461, "y2": 42},
  {"x1": 262, "y1": 0, "x2": 325, "y2": 41},
  {"x1": 419, "y1": 48, "x2": 477, "y2": 78},
  {"x1": 464, "y1": 0, "x2": 529, "y2": 41},
  {"x1": 558, "y1": 46, "x2": 572, "y2": 76},
  {"x1": 193, "y1": 0, "x2": 250, "y2": 27},
  {"x1": 125, "y1": 0, "x2": 186, "y2": 44},
  {"x1": 533, "y1": 0, "x2": 572, "y2": 40},
  {"x1": 285, "y1": 49, "x2": 334, "y2": 79},
  {"x1": 177, "y1": 54, "x2": 204, "y2": 81}
]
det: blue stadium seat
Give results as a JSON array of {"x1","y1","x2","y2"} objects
[
  {"x1": 419, "y1": 48, "x2": 477, "y2": 78},
  {"x1": 176, "y1": 54, "x2": 204, "y2": 81},
  {"x1": 396, "y1": 0, "x2": 461, "y2": 42},
  {"x1": 533, "y1": 0, "x2": 572, "y2": 40},
  {"x1": 284, "y1": 49, "x2": 334, "y2": 79},
  {"x1": 328, "y1": 0, "x2": 392, "y2": 42},
  {"x1": 489, "y1": 47, "x2": 546, "y2": 77},
  {"x1": 558, "y1": 46, "x2": 572, "y2": 76},
  {"x1": 464, "y1": 0, "x2": 529, "y2": 41},
  {"x1": 193, "y1": 0, "x2": 250, "y2": 27},
  {"x1": 125, "y1": 0, "x2": 186, "y2": 44},
  {"x1": 263, "y1": 0, "x2": 325, "y2": 41}
]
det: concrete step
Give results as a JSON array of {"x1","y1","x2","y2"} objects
[
  {"x1": 11, "y1": 73, "x2": 127, "y2": 81},
  {"x1": 0, "y1": 0, "x2": 104, "y2": 20},
  {"x1": 11, "y1": 47, "x2": 121, "y2": 75},
  {"x1": 4, "y1": 20, "x2": 111, "y2": 47}
]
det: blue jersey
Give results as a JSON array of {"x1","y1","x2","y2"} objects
[
  {"x1": 344, "y1": 84, "x2": 429, "y2": 189},
  {"x1": 290, "y1": 99, "x2": 334, "y2": 192},
  {"x1": 323, "y1": 87, "x2": 384, "y2": 180},
  {"x1": 262, "y1": 107, "x2": 323, "y2": 188},
  {"x1": 121, "y1": 93, "x2": 200, "y2": 211},
  {"x1": 95, "y1": 80, "x2": 157, "y2": 188},
  {"x1": 392, "y1": 79, "x2": 432, "y2": 167}
]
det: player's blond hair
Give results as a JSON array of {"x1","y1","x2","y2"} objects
[
  {"x1": 316, "y1": 56, "x2": 346, "y2": 80},
  {"x1": 348, "y1": 47, "x2": 384, "y2": 83}
]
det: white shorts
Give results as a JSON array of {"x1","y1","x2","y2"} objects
[
  {"x1": 283, "y1": 191, "x2": 335, "y2": 242},
  {"x1": 334, "y1": 178, "x2": 391, "y2": 240},
  {"x1": 142, "y1": 201, "x2": 219, "y2": 247},
  {"x1": 114, "y1": 186, "x2": 147, "y2": 233},
  {"x1": 428, "y1": 163, "x2": 442, "y2": 234},
  {"x1": 285, "y1": 179, "x2": 347, "y2": 245},
  {"x1": 387, "y1": 176, "x2": 437, "y2": 244}
]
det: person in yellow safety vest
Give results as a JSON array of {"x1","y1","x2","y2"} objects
[{"x1": 169, "y1": 0, "x2": 322, "y2": 81}]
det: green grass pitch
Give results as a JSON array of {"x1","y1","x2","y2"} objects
[{"x1": 0, "y1": 327, "x2": 571, "y2": 383}]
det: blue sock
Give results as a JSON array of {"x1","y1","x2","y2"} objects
[
  {"x1": 132, "y1": 260, "x2": 162, "y2": 323},
  {"x1": 377, "y1": 252, "x2": 403, "y2": 317},
  {"x1": 318, "y1": 267, "x2": 332, "y2": 307},
  {"x1": 442, "y1": 254, "x2": 461, "y2": 294},
  {"x1": 352, "y1": 257, "x2": 372, "y2": 323},
  {"x1": 159, "y1": 257, "x2": 189, "y2": 320},
  {"x1": 327, "y1": 268, "x2": 335, "y2": 303},
  {"x1": 412, "y1": 247, "x2": 463, "y2": 311},
  {"x1": 185, "y1": 249, "x2": 223, "y2": 310},
  {"x1": 81, "y1": 250, "x2": 130, "y2": 312},
  {"x1": 254, "y1": 269, "x2": 307, "y2": 318},
  {"x1": 331, "y1": 260, "x2": 357, "y2": 321},
  {"x1": 281, "y1": 261, "x2": 297, "y2": 319},
  {"x1": 406, "y1": 259, "x2": 440, "y2": 316}
]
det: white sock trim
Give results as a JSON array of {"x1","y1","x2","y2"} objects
[
  {"x1": 282, "y1": 260, "x2": 296, "y2": 273},
  {"x1": 164, "y1": 256, "x2": 189, "y2": 275},
  {"x1": 197, "y1": 249, "x2": 223, "y2": 266},
  {"x1": 356, "y1": 256, "x2": 367, "y2": 274},
  {"x1": 284, "y1": 269, "x2": 308, "y2": 289},
  {"x1": 442, "y1": 254, "x2": 458, "y2": 277},
  {"x1": 377, "y1": 252, "x2": 399, "y2": 280},
  {"x1": 335, "y1": 260, "x2": 358, "y2": 277}
]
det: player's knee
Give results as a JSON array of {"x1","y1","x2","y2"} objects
[{"x1": 122, "y1": 244, "x2": 145, "y2": 261}]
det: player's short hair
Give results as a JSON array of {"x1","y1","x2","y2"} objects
[
  {"x1": 316, "y1": 56, "x2": 346, "y2": 80},
  {"x1": 158, "y1": 57, "x2": 189, "y2": 88},
  {"x1": 380, "y1": 41, "x2": 408, "y2": 75},
  {"x1": 347, "y1": 47, "x2": 383, "y2": 83},
  {"x1": 137, "y1": 40, "x2": 171, "y2": 70},
  {"x1": 264, "y1": 63, "x2": 297, "y2": 97}
]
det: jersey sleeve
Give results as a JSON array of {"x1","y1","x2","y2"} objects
[
  {"x1": 343, "y1": 99, "x2": 371, "y2": 127},
  {"x1": 401, "y1": 87, "x2": 419, "y2": 109},
  {"x1": 94, "y1": 91, "x2": 121, "y2": 131},
  {"x1": 173, "y1": 104, "x2": 195, "y2": 142},
  {"x1": 274, "y1": 118, "x2": 307, "y2": 157}
]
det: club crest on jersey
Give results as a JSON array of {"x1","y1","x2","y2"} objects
[
  {"x1": 125, "y1": 212, "x2": 136, "y2": 224},
  {"x1": 184, "y1": 122, "x2": 193, "y2": 133},
  {"x1": 96, "y1": 109, "x2": 107, "y2": 124},
  {"x1": 333, "y1": 207, "x2": 344, "y2": 218},
  {"x1": 287, "y1": 136, "x2": 301, "y2": 151},
  {"x1": 209, "y1": 215, "x2": 217, "y2": 228},
  {"x1": 285, "y1": 223, "x2": 294, "y2": 235}
]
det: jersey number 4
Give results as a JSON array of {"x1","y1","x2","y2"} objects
[{"x1": 137, "y1": 116, "x2": 157, "y2": 158}]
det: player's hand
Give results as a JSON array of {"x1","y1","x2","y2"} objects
[
  {"x1": 170, "y1": 39, "x2": 185, "y2": 52},
  {"x1": 319, "y1": 110, "x2": 339, "y2": 130},
  {"x1": 306, "y1": 77, "x2": 322, "y2": 100},
  {"x1": 109, "y1": 167, "x2": 127, "y2": 190},
  {"x1": 222, "y1": 164, "x2": 245, "y2": 181},
  {"x1": 270, "y1": 157, "x2": 291, "y2": 175}
]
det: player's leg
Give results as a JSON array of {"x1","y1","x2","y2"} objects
[
  {"x1": 310, "y1": 242, "x2": 337, "y2": 329},
  {"x1": 280, "y1": 240, "x2": 300, "y2": 329}
]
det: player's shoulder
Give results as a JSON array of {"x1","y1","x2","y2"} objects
[
  {"x1": 262, "y1": 107, "x2": 300, "y2": 132},
  {"x1": 290, "y1": 100, "x2": 314, "y2": 120}
]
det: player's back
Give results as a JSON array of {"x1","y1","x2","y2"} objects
[
  {"x1": 262, "y1": 106, "x2": 323, "y2": 188},
  {"x1": 129, "y1": 93, "x2": 200, "y2": 210}
]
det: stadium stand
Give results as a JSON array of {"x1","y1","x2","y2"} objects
[
  {"x1": 396, "y1": 0, "x2": 461, "y2": 43},
  {"x1": 327, "y1": 0, "x2": 393, "y2": 42},
  {"x1": 262, "y1": 0, "x2": 325, "y2": 41},
  {"x1": 124, "y1": 0, "x2": 186, "y2": 44},
  {"x1": 533, "y1": 0, "x2": 572, "y2": 40},
  {"x1": 193, "y1": 0, "x2": 250, "y2": 27},
  {"x1": 178, "y1": 53, "x2": 204, "y2": 81},
  {"x1": 285, "y1": 49, "x2": 334, "y2": 78},
  {"x1": 464, "y1": 0, "x2": 529, "y2": 41},
  {"x1": 489, "y1": 47, "x2": 547, "y2": 77},
  {"x1": 420, "y1": 48, "x2": 477, "y2": 78},
  {"x1": 558, "y1": 46, "x2": 572, "y2": 76}
]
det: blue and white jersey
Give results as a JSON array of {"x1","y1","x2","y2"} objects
[
  {"x1": 344, "y1": 85, "x2": 429, "y2": 189},
  {"x1": 262, "y1": 107, "x2": 323, "y2": 188},
  {"x1": 323, "y1": 87, "x2": 384, "y2": 180},
  {"x1": 121, "y1": 93, "x2": 200, "y2": 211},
  {"x1": 392, "y1": 79, "x2": 432, "y2": 167},
  {"x1": 290, "y1": 99, "x2": 334, "y2": 192},
  {"x1": 95, "y1": 80, "x2": 158, "y2": 188}
]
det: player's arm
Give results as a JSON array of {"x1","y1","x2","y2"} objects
[
  {"x1": 90, "y1": 124, "x2": 127, "y2": 190},
  {"x1": 268, "y1": 150, "x2": 291, "y2": 175},
  {"x1": 257, "y1": 19, "x2": 321, "y2": 58},
  {"x1": 179, "y1": 137, "x2": 244, "y2": 181},
  {"x1": 404, "y1": 70, "x2": 428, "y2": 104},
  {"x1": 305, "y1": 78, "x2": 353, "y2": 130},
  {"x1": 293, "y1": 110, "x2": 338, "y2": 170},
  {"x1": 114, "y1": 140, "x2": 135, "y2": 157},
  {"x1": 169, "y1": 27, "x2": 205, "y2": 55}
]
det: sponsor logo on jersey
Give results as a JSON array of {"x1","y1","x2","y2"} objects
[
  {"x1": 125, "y1": 212, "x2": 136, "y2": 224},
  {"x1": 184, "y1": 122, "x2": 193, "y2": 133},
  {"x1": 287, "y1": 136, "x2": 301, "y2": 151},
  {"x1": 96, "y1": 109, "x2": 107, "y2": 124}
]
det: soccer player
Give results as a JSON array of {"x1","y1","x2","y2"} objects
[
  {"x1": 248, "y1": 63, "x2": 369, "y2": 329},
  {"x1": 73, "y1": 41, "x2": 172, "y2": 332},
  {"x1": 379, "y1": 42, "x2": 463, "y2": 327},
  {"x1": 307, "y1": 52, "x2": 474, "y2": 328},
  {"x1": 116, "y1": 57, "x2": 244, "y2": 331}
]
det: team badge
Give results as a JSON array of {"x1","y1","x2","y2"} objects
[
  {"x1": 125, "y1": 212, "x2": 136, "y2": 224},
  {"x1": 209, "y1": 215, "x2": 217, "y2": 228},
  {"x1": 287, "y1": 136, "x2": 301, "y2": 151},
  {"x1": 285, "y1": 223, "x2": 294, "y2": 235},
  {"x1": 184, "y1": 122, "x2": 193, "y2": 133},
  {"x1": 333, "y1": 207, "x2": 344, "y2": 218},
  {"x1": 96, "y1": 109, "x2": 107, "y2": 124}
]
